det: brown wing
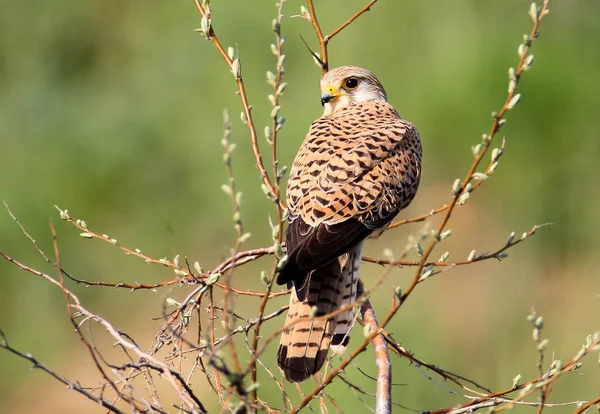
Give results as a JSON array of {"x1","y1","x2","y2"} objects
[
  {"x1": 275, "y1": 216, "x2": 372, "y2": 295},
  {"x1": 277, "y1": 101, "x2": 422, "y2": 287}
]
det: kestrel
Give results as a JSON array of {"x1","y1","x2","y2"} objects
[{"x1": 276, "y1": 66, "x2": 422, "y2": 382}]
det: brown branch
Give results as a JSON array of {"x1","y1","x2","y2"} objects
[
  {"x1": 51, "y1": 222, "x2": 146, "y2": 411},
  {"x1": 208, "y1": 287, "x2": 224, "y2": 403},
  {"x1": 429, "y1": 337, "x2": 600, "y2": 414},
  {"x1": 0, "y1": 329, "x2": 124, "y2": 414},
  {"x1": 192, "y1": 0, "x2": 283, "y2": 211},
  {"x1": 358, "y1": 282, "x2": 391, "y2": 414},
  {"x1": 392, "y1": 0, "x2": 551, "y2": 316},
  {"x1": 386, "y1": 136, "x2": 507, "y2": 233},
  {"x1": 51, "y1": 211, "x2": 284, "y2": 296},
  {"x1": 249, "y1": 1, "x2": 288, "y2": 403},
  {"x1": 370, "y1": 327, "x2": 493, "y2": 393},
  {"x1": 364, "y1": 223, "x2": 550, "y2": 270},
  {"x1": 326, "y1": 0, "x2": 378, "y2": 41},
  {"x1": 0, "y1": 246, "x2": 205, "y2": 413},
  {"x1": 4, "y1": 201, "x2": 53, "y2": 263},
  {"x1": 110, "y1": 362, "x2": 207, "y2": 413},
  {"x1": 305, "y1": 0, "x2": 379, "y2": 74},
  {"x1": 304, "y1": 0, "x2": 328, "y2": 73},
  {"x1": 574, "y1": 397, "x2": 600, "y2": 414},
  {"x1": 291, "y1": 307, "x2": 396, "y2": 413}
]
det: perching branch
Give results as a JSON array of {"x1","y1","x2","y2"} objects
[{"x1": 358, "y1": 282, "x2": 391, "y2": 414}]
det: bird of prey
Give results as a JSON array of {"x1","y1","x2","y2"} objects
[{"x1": 276, "y1": 66, "x2": 422, "y2": 383}]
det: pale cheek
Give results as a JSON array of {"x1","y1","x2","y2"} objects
[
  {"x1": 323, "y1": 96, "x2": 352, "y2": 116},
  {"x1": 323, "y1": 103, "x2": 334, "y2": 116},
  {"x1": 353, "y1": 90, "x2": 379, "y2": 103}
]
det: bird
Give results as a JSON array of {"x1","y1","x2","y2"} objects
[{"x1": 275, "y1": 65, "x2": 422, "y2": 383}]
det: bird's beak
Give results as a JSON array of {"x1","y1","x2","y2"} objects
[{"x1": 321, "y1": 85, "x2": 341, "y2": 106}]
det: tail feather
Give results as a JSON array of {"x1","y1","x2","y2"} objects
[
  {"x1": 277, "y1": 260, "x2": 340, "y2": 382},
  {"x1": 330, "y1": 243, "x2": 362, "y2": 354},
  {"x1": 277, "y1": 243, "x2": 363, "y2": 382}
]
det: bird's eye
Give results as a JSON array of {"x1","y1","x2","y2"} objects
[{"x1": 344, "y1": 77, "x2": 360, "y2": 90}]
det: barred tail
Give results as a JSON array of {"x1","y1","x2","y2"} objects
[
  {"x1": 330, "y1": 243, "x2": 362, "y2": 354},
  {"x1": 277, "y1": 243, "x2": 363, "y2": 382}
]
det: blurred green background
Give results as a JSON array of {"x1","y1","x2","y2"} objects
[{"x1": 1, "y1": 0, "x2": 598, "y2": 412}]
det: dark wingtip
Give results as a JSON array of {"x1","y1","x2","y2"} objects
[
  {"x1": 275, "y1": 259, "x2": 310, "y2": 301},
  {"x1": 275, "y1": 255, "x2": 299, "y2": 286},
  {"x1": 277, "y1": 346, "x2": 328, "y2": 383}
]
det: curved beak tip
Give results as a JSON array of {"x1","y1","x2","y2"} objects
[{"x1": 321, "y1": 93, "x2": 336, "y2": 106}]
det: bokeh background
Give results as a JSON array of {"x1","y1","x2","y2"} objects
[{"x1": 1, "y1": 0, "x2": 598, "y2": 412}]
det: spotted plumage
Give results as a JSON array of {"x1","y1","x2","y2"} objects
[{"x1": 276, "y1": 66, "x2": 422, "y2": 383}]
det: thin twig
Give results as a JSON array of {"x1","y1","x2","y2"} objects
[
  {"x1": 192, "y1": 0, "x2": 284, "y2": 210},
  {"x1": 305, "y1": 0, "x2": 379, "y2": 73},
  {"x1": 0, "y1": 330, "x2": 124, "y2": 414}
]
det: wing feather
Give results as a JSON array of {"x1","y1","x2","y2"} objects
[{"x1": 277, "y1": 101, "x2": 422, "y2": 287}]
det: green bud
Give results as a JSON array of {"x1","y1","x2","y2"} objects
[
  {"x1": 231, "y1": 58, "x2": 241, "y2": 79},
  {"x1": 166, "y1": 297, "x2": 180, "y2": 307},
  {"x1": 506, "y1": 94, "x2": 522, "y2": 110},
  {"x1": 523, "y1": 54, "x2": 534, "y2": 70},
  {"x1": 205, "y1": 273, "x2": 221, "y2": 285},
  {"x1": 174, "y1": 268, "x2": 188, "y2": 277},
  {"x1": 507, "y1": 232, "x2": 515, "y2": 244},
  {"x1": 276, "y1": 255, "x2": 288, "y2": 270},
  {"x1": 221, "y1": 184, "x2": 233, "y2": 196},
  {"x1": 420, "y1": 265, "x2": 434, "y2": 280},
  {"x1": 452, "y1": 178, "x2": 461, "y2": 195},
  {"x1": 512, "y1": 374, "x2": 521, "y2": 388},
  {"x1": 534, "y1": 316, "x2": 544, "y2": 329},
  {"x1": 529, "y1": 2, "x2": 539, "y2": 22}
]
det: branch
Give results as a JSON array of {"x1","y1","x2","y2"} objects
[
  {"x1": 429, "y1": 336, "x2": 600, "y2": 413},
  {"x1": 394, "y1": 0, "x2": 551, "y2": 313},
  {"x1": 0, "y1": 329, "x2": 124, "y2": 414},
  {"x1": 304, "y1": 0, "x2": 328, "y2": 73},
  {"x1": 358, "y1": 282, "x2": 391, "y2": 414},
  {"x1": 326, "y1": 0, "x2": 378, "y2": 41},
  {"x1": 364, "y1": 223, "x2": 551, "y2": 272},
  {"x1": 305, "y1": 0, "x2": 379, "y2": 73},
  {"x1": 192, "y1": 0, "x2": 283, "y2": 210},
  {"x1": 574, "y1": 397, "x2": 600, "y2": 414}
]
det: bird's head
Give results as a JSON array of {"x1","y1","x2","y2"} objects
[{"x1": 320, "y1": 66, "x2": 388, "y2": 115}]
